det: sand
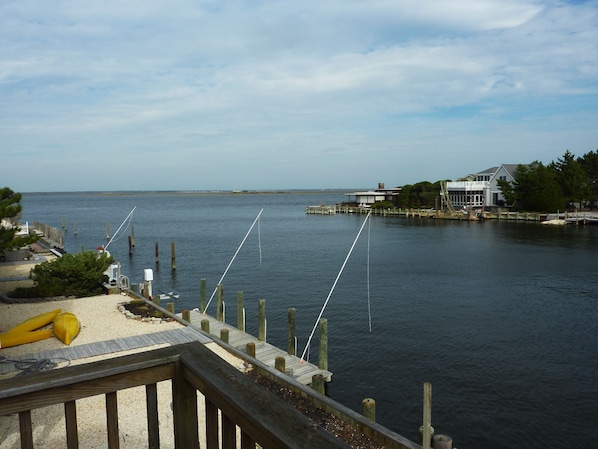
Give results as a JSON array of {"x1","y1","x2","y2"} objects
[{"x1": 0, "y1": 271, "x2": 245, "y2": 448}]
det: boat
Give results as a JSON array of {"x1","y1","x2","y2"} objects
[
  {"x1": 3, "y1": 308, "x2": 62, "y2": 334},
  {"x1": 0, "y1": 329, "x2": 53, "y2": 348},
  {"x1": 53, "y1": 312, "x2": 80, "y2": 345}
]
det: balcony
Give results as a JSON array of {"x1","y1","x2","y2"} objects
[{"x1": 0, "y1": 341, "x2": 421, "y2": 449}]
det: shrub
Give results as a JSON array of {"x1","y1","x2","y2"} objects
[{"x1": 13, "y1": 251, "x2": 114, "y2": 298}]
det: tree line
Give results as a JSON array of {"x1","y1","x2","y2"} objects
[{"x1": 396, "y1": 150, "x2": 598, "y2": 212}]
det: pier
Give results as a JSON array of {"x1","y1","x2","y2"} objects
[{"x1": 182, "y1": 309, "x2": 333, "y2": 385}]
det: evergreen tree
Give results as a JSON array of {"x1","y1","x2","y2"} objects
[{"x1": 0, "y1": 187, "x2": 39, "y2": 255}]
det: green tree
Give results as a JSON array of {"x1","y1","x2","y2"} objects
[
  {"x1": 552, "y1": 150, "x2": 590, "y2": 209},
  {"x1": 15, "y1": 251, "x2": 114, "y2": 298},
  {"x1": 577, "y1": 150, "x2": 598, "y2": 205},
  {"x1": 0, "y1": 187, "x2": 39, "y2": 255},
  {"x1": 515, "y1": 162, "x2": 565, "y2": 212}
]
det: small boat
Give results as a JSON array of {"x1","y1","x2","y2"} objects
[
  {"x1": 4, "y1": 308, "x2": 62, "y2": 334},
  {"x1": 0, "y1": 330, "x2": 53, "y2": 348},
  {"x1": 53, "y1": 312, "x2": 80, "y2": 345}
]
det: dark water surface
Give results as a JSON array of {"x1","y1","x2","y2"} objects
[{"x1": 20, "y1": 192, "x2": 598, "y2": 448}]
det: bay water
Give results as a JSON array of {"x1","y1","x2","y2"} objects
[{"x1": 20, "y1": 191, "x2": 598, "y2": 448}]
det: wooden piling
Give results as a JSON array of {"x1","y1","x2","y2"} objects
[
  {"x1": 155, "y1": 242, "x2": 159, "y2": 265},
  {"x1": 246, "y1": 342, "x2": 256, "y2": 358},
  {"x1": 258, "y1": 299, "x2": 266, "y2": 342},
  {"x1": 167, "y1": 302, "x2": 175, "y2": 314},
  {"x1": 199, "y1": 279, "x2": 207, "y2": 313},
  {"x1": 362, "y1": 398, "x2": 376, "y2": 422},
  {"x1": 201, "y1": 319, "x2": 210, "y2": 333},
  {"x1": 433, "y1": 434, "x2": 453, "y2": 449},
  {"x1": 128, "y1": 236, "x2": 133, "y2": 256},
  {"x1": 237, "y1": 291, "x2": 244, "y2": 331},
  {"x1": 182, "y1": 310, "x2": 190, "y2": 322},
  {"x1": 130, "y1": 226, "x2": 135, "y2": 247},
  {"x1": 220, "y1": 328, "x2": 229, "y2": 344},
  {"x1": 106, "y1": 222, "x2": 110, "y2": 241},
  {"x1": 422, "y1": 382, "x2": 433, "y2": 449},
  {"x1": 311, "y1": 374, "x2": 325, "y2": 395},
  {"x1": 318, "y1": 318, "x2": 328, "y2": 370},
  {"x1": 216, "y1": 284, "x2": 224, "y2": 322},
  {"x1": 288, "y1": 308, "x2": 296, "y2": 356},
  {"x1": 171, "y1": 242, "x2": 176, "y2": 270},
  {"x1": 152, "y1": 295, "x2": 161, "y2": 307},
  {"x1": 275, "y1": 356, "x2": 285, "y2": 373}
]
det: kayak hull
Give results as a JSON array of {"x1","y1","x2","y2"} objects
[
  {"x1": 0, "y1": 329, "x2": 53, "y2": 348},
  {"x1": 53, "y1": 312, "x2": 80, "y2": 345},
  {"x1": 4, "y1": 309, "x2": 61, "y2": 334}
]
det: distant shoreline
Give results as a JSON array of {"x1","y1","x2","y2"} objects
[{"x1": 22, "y1": 189, "x2": 360, "y2": 196}]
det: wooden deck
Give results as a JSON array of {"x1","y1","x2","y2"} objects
[
  {"x1": 0, "y1": 326, "x2": 210, "y2": 376},
  {"x1": 184, "y1": 310, "x2": 333, "y2": 385}
]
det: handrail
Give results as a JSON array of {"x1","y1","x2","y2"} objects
[{"x1": 0, "y1": 342, "x2": 421, "y2": 449}]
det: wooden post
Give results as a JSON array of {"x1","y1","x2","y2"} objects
[
  {"x1": 422, "y1": 382, "x2": 433, "y2": 449},
  {"x1": 433, "y1": 434, "x2": 453, "y2": 449},
  {"x1": 167, "y1": 302, "x2": 175, "y2": 314},
  {"x1": 246, "y1": 342, "x2": 256, "y2": 358},
  {"x1": 288, "y1": 308, "x2": 296, "y2": 356},
  {"x1": 216, "y1": 284, "x2": 224, "y2": 322},
  {"x1": 220, "y1": 328, "x2": 229, "y2": 344},
  {"x1": 362, "y1": 398, "x2": 376, "y2": 422},
  {"x1": 258, "y1": 299, "x2": 266, "y2": 341},
  {"x1": 106, "y1": 222, "x2": 110, "y2": 242},
  {"x1": 311, "y1": 374, "x2": 325, "y2": 395},
  {"x1": 130, "y1": 226, "x2": 135, "y2": 247},
  {"x1": 200, "y1": 279, "x2": 207, "y2": 313},
  {"x1": 182, "y1": 310, "x2": 190, "y2": 322},
  {"x1": 237, "y1": 291, "x2": 244, "y2": 331},
  {"x1": 155, "y1": 242, "x2": 159, "y2": 265},
  {"x1": 275, "y1": 356, "x2": 285, "y2": 373},
  {"x1": 201, "y1": 319, "x2": 210, "y2": 333},
  {"x1": 152, "y1": 295, "x2": 161, "y2": 308},
  {"x1": 128, "y1": 235, "x2": 133, "y2": 256},
  {"x1": 318, "y1": 318, "x2": 328, "y2": 370},
  {"x1": 171, "y1": 242, "x2": 176, "y2": 270}
]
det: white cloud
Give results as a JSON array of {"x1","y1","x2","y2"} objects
[{"x1": 1, "y1": 0, "x2": 597, "y2": 191}]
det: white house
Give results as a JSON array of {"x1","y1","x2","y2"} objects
[
  {"x1": 345, "y1": 183, "x2": 401, "y2": 207},
  {"x1": 442, "y1": 165, "x2": 519, "y2": 209}
]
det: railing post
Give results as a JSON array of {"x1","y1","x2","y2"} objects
[
  {"x1": 172, "y1": 362, "x2": 199, "y2": 449},
  {"x1": 362, "y1": 398, "x2": 376, "y2": 422}
]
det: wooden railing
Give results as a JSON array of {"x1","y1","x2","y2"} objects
[{"x1": 0, "y1": 341, "x2": 421, "y2": 449}]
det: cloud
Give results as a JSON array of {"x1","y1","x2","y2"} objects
[{"x1": 1, "y1": 0, "x2": 597, "y2": 191}]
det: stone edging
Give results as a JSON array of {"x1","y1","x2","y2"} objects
[{"x1": 117, "y1": 302, "x2": 174, "y2": 324}]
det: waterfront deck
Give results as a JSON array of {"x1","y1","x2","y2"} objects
[{"x1": 184, "y1": 309, "x2": 333, "y2": 385}]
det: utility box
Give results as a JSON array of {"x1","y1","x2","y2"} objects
[{"x1": 144, "y1": 268, "x2": 153, "y2": 282}]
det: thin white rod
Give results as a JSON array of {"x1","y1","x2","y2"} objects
[
  {"x1": 205, "y1": 208, "x2": 264, "y2": 312},
  {"x1": 367, "y1": 217, "x2": 372, "y2": 332},
  {"x1": 105, "y1": 207, "x2": 136, "y2": 250},
  {"x1": 300, "y1": 210, "x2": 372, "y2": 361}
]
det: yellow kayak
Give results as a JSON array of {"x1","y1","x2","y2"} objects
[
  {"x1": 4, "y1": 308, "x2": 62, "y2": 334},
  {"x1": 53, "y1": 312, "x2": 80, "y2": 345},
  {"x1": 0, "y1": 329, "x2": 53, "y2": 348}
]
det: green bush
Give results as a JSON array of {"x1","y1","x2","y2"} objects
[{"x1": 13, "y1": 251, "x2": 114, "y2": 298}]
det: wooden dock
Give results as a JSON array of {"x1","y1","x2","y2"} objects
[
  {"x1": 184, "y1": 309, "x2": 333, "y2": 385},
  {"x1": 0, "y1": 327, "x2": 210, "y2": 376}
]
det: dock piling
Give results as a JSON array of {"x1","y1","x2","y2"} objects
[
  {"x1": 237, "y1": 292, "x2": 245, "y2": 331},
  {"x1": 258, "y1": 299, "x2": 266, "y2": 341},
  {"x1": 288, "y1": 308, "x2": 296, "y2": 356},
  {"x1": 318, "y1": 318, "x2": 328, "y2": 370}
]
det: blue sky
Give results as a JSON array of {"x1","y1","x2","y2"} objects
[{"x1": 1, "y1": 0, "x2": 597, "y2": 192}]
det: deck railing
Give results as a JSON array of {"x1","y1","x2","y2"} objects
[{"x1": 0, "y1": 341, "x2": 421, "y2": 449}]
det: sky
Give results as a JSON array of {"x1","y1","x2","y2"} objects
[{"x1": 1, "y1": 0, "x2": 597, "y2": 192}]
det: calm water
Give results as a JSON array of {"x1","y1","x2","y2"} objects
[{"x1": 20, "y1": 192, "x2": 598, "y2": 449}]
